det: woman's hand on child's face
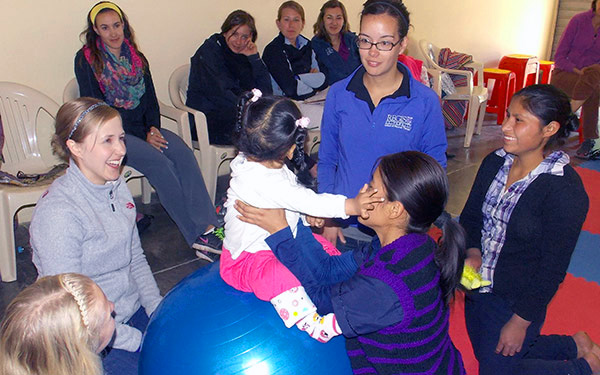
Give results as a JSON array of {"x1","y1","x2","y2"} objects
[
  {"x1": 235, "y1": 200, "x2": 288, "y2": 234},
  {"x1": 346, "y1": 183, "x2": 384, "y2": 219},
  {"x1": 306, "y1": 215, "x2": 325, "y2": 228}
]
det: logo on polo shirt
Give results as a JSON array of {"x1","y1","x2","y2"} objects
[{"x1": 384, "y1": 114, "x2": 413, "y2": 131}]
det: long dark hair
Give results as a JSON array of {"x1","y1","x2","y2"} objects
[
  {"x1": 361, "y1": 0, "x2": 410, "y2": 39},
  {"x1": 313, "y1": 0, "x2": 351, "y2": 44},
  {"x1": 234, "y1": 91, "x2": 312, "y2": 187},
  {"x1": 79, "y1": 1, "x2": 147, "y2": 74},
  {"x1": 511, "y1": 84, "x2": 579, "y2": 151},
  {"x1": 377, "y1": 151, "x2": 465, "y2": 305}
]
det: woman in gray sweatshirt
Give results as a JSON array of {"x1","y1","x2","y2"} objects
[{"x1": 29, "y1": 97, "x2": 162, "y2": 375}]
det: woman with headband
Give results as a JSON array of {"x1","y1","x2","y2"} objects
[
  {"x1": 317, "y1": 0, "x2": 447, "y2": 249},
  {"x1": 29, "y1": 98, "x2": 162, "y2": 375},
  {"x1": 74, "y1": 1, "x2": 223, "y2": 260},
  {"x1": 1, "y1": 273, "x2": 115, "y2": 375}
]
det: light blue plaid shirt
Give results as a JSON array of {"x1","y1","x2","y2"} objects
[{"x1": 479, "y1": 149, "x2": 569, "y2": 292}]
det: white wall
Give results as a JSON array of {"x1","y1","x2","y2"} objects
[
  {"x1": 1, "y1": 0, "x2": 557, "y2": 105},
  {"x1": 403, "y1": 0, "x2": 559, "y2": 66}
]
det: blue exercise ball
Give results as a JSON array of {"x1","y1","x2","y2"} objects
[{"x1": 140, "y1": 262, "x2": 352, "y2": 374}]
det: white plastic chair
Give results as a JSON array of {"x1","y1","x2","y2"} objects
[
  {"x1": 419, "y1": 40, "x2": 488, "y2": 148},
  {"x1": 0, "y1": 82, "x2": 63, "y2": 282},
  {"x1": 63, "y1": 78, "x2": 193, "y2": 204},
  {"x1": 168, "y1": 64, "x2": 236, "y2": 202}
]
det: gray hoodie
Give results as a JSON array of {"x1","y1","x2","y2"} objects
[{"x1": 30, "y1": 160, "x2": 162, "y2": 352}]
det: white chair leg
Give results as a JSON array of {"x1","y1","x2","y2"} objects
[
  {"x1": 141, "y1": 177, "x2": 152, "y2": 205},
  {"x1": 464, "y1": 98, "x2": 479, "y2": 148},
  {"x1": 0, "y1": 203, "x2": 18, "y2": 282},
  {"x1": 476, "y1": 99, "x2": 488, "y2": 135}
]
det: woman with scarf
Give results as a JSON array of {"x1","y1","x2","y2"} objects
[
  {"x1": 186, "y1": 10, "x2": 272, "y2": 146},
  {"x1": 74, "y1": 1, "x2": 223, "y2": 259}
]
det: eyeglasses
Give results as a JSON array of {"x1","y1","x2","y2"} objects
[{"x1": 356, "y1": 37, "x2": 401, "y2": 51}]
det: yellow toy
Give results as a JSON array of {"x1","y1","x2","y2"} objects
[{"x1": 460, "y1": 265, "x2": 491, "y2": 290}]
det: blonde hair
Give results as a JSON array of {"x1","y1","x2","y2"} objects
[
  {"x1": 52, "y1": 97, "x2": 120, "y2": 161},
  {"x1": 0, "y1": 274, "x2": 105, "y2": 375}
]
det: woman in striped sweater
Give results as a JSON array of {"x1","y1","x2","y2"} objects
[{"x1": 236, "y1": 151, "x2": 466, "y2": 374}]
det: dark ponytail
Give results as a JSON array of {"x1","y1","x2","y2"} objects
[
  {"x1": 234, "y1": 91, "x2": 314, "y2": 187},
  {"x1": 511, "y1": 84, "x2": 579, "y2": 151},
  {"x1": 435, "y1": 214, "x2": 466, "y2": 305},
  {"x1": 377, "y1": 151, "x2": 465, "y2": 305}
]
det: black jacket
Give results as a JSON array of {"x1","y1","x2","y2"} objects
[
  {"x1": 459, "y1": 151, "x2": 589, "y2": 322},
  {"x1": 186, "y1": 33, "x2": 272, "y2": 144},
  {"x1": 263, "y1": 33, "x2": 327, "y2": 100}
]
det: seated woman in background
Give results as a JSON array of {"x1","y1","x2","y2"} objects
[
  {"x1": 186, "y1": 10, "x2": 273, "y2": 146},
  {"x1": 263, "y1": 0, "x2": 328, "y2": 100},
  {"x1": 311, "y1": 0, "x2": 361, "y2": 86},
  {"x1": 551, "y1": 0, "x2": 600, "y2": 160},
  {"x1": 30, "y1": 98, "x2": 162, "y2": 375},
  {"x1": 0, "y1": 273, "x2": 115, "y2": 375},
  {"x1": 74, "y1": 1, "x2": 222, "y2": 258}
]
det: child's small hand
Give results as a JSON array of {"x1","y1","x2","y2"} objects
[
  {"x1": 306, "y1": 216, "x2": 325, "y2": 228},
  {"x1": 345, "y1": 184, "x2": 384, "y2": 219}
]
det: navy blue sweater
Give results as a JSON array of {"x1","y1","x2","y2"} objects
[
  {"x1": 263, "y1": 33, "x2": 327, "y2": 100},
  {"x1": 312, "y1": 32, "x2": 361, "y2": 86}
]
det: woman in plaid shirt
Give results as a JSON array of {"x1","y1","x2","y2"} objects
[{"x1": 460, "y1": 84, "x2": 594, "y2": 375}]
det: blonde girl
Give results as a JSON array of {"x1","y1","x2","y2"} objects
[{"x1": 0, "y1": 273, "x2": 115, "y2": 375}]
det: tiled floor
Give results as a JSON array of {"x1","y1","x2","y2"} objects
[{"x1": 0, "y1": 114, "x2": 583, "y2": 317}]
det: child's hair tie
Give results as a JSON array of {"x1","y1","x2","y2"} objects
[
  {"x1": 250, "y1": 88, "x2": 262, "y2": 103},
  {"x1": 295, "y1": 117, "x2": 310, "y2": 129}
]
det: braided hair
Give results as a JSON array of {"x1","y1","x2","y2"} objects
[{"x1": 234, "y1": 91, "x2": 313, "y2": 187}]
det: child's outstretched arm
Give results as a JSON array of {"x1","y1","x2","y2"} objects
[
  {"x1": 236, "y1": 201, "x2": 362, "y2": 314},
  {"x1": 345, "y1": 184, "x2": 384, "y2": 219}
]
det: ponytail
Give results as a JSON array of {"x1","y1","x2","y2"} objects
[
  {"x1": 377, "y1": 151, "x2": 466, "y2": 306},
  {"x1": 290, "y1": 130, "x2": 316, "y2": 188},
  {"x1": 234, "y1": 90, "x2": 315, "y2": 188},
  {"x1": 435, "y1": 216, "x2": 466, "y2": 305}
]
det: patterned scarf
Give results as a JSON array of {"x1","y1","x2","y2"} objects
[{"x1": 83, "y1": 38, "x2": 145, "y2": 109}]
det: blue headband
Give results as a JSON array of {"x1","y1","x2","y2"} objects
[{"x1": 68, "y1": 102, "x2": 108, "y2": 139}]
